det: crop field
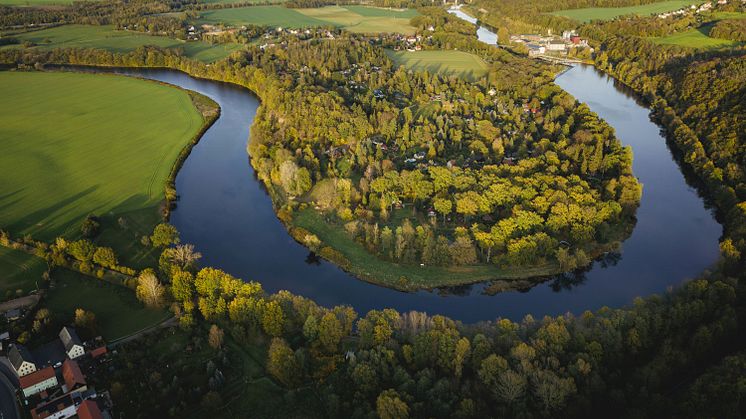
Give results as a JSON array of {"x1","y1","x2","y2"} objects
[
  {"x1": 386, "y1": 50, "x2": 490, "y2": 81},
  {"x1": 0, "y1": 246, "x2": 46, "y2": 297},
  {"x1": 4, "y1": 25, "x2": 242, "y2": 62},
  {"x1": 198, "y1": 5, "x2": 417, "y2": 34},
  {"x1": 651, "y1": 27, "x2": 740, "y2": 49},
  {"x1": 46, "y1": 269, "x2": 168, "y2": 340},
  {"x1": 0, "y1": 71, "x2": 203, "y2": 244},
  {"x1": 550, "y1": 0, "x2": 692, "y2": 22}
]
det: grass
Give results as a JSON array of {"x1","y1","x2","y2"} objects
[
  {"x1": 385, "y1": 49, "x2": 490, "y2": 81},
  {"x1": 292, "y1": 208, "x2": 557, "y2": 290},
  {"x1": 0, "y1": 0, "x2": 72, "y2": 5},
  {"x1": 198, "y1": 5, "x2": 417, "y2": 34},
  {"x1": 4, "y1": 25, "x2": 243, "y2": 62},
  {"x1": 0, "y1": 71, "x2": 203, "y2": 249},
  {"x1": 201, "y1": 0, "x2": 285, "y2": 3},
  {"x1": 0, "y1": 246, "x2": 46, "y2": 298},
  {"x1": 710, "y1": 11, "x2": 746, "y2": 20},
  {"x1": 46, "y1": 268, "x2": 168, "y2": 340},
  {"x1": 651, "y1": 26, "x2": 741, "y2": 49},
  {"x1": 550, "y1": 0, "x2": 693, "y2": 22},
  {"x1": 198, "y1": 6, "x2": 328, "y2": 27}
]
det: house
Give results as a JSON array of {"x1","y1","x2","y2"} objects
[
  {"x1": 20, "y1": 366, "x2": 58, "y2": 398},
  {"x1": 4, "y1": 308, "x2": 22, "y2": 321},
  {"x1": 59, "y1": 327, "x2": 84, "y2": 360},
  {"x1": 61, "y1": 359, "x2": 86, "y2": 393},
  {"x1": 76, "y1": 400, "x2": 103, "y2": 419},
  {"x1": 546, "y1": 40, "x2": 567, "y2": 51},
  {"x1": 526, "y1": 44, "x2": 545, "y2": 56},
  {"x1": 9, "y1": 344, "x2": 37, "y2": 377},
  {"x1": 88, "y1": 346, "x2": 107, "y2": 359},
  {"x1": 31, "y1": 392, "x2": 82, "y2": 419}
]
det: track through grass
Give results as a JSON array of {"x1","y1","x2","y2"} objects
[
  {"x1": 550, "y1": 0, "x2": 692, "y2": 22},
  {"x1": 4, "y1": 25, "x2": 242, "y2": 62},
  {"x1": 0, "y1": 71, "x2": 203, "y2": 245},
  {"x1": 386, "y1": 49, "x2": 489, "y2": 81}
]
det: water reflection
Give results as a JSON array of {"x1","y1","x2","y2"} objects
[{"x1": 75, "y1": 58, "x2": 720, "y2": 322}]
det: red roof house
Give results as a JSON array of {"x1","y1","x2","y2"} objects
[
  {"x1": 61, "y1": 359, "x2": 86, "y2": 391},
  {"x1": 19, "y1": 366, "x2": 58, "y2": 398},
  {"x1": 77, "y1": 399, "x2": 104, "y2": 419}
]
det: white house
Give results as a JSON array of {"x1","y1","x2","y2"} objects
[
  {"x1": 59, "y1": 327, "x2": 85, "y2": 360},
  {"x1": 9, "y1": 344, "x2": 37, "y2": 377},
  {"x1": 20, "y1": 366, "x2": 58, "y2": 398}
]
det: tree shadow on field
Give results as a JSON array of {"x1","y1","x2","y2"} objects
[
  {"x1": 0, "y1": 189, "x2": 25, "y2": 214},
  {"x1": 10, "y1": 185, "x2": 99, "y2": 240}
]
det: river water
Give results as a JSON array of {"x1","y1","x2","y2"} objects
[{"x1": 105, "y1": 38, "x2": 719, "y2": 322}]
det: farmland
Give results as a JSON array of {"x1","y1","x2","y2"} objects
[
  {"x1": 46, "y1": 269, "x2": 168, "y2": 340},
  {"x1": 3, "y1": 25, "x2": 243, "y2": 62},
  {"x1": 651, "y1": 27, "x2": 741, "y2": 49},
  {"x1": 549, "y1": 0, "x2": 692, "y2": 22},
  {"x1": 0, "y1": 246, "x2": 46, "y2": 298},
  {"x1": 0, "y1": 71, "x2": 203, "y2": 249},
  {"x1": 198, "y1": 5, "x2": 418, "y2": 34},
  {"x1": 385, "y1": 49, "x2": 490, "y2": 81}
]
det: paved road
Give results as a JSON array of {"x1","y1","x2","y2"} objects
[{"x1": 0, "y1": 361, "x2": 20, "y2": 419}]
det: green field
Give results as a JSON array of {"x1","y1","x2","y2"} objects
[
  {"x1": 710, "y1": 11, "x2": 746, "y2": 20},
  {"x1": 550, "y1": 0, "x2": 693, "y2": 22},
  {"x1": 0, "y1": 0, "x2": 72, "y2": 5},
  {"x1": 0, "y1": 246, "x2": 46, "y2": 297},
  {"x1": 651, "y1": 27, "x2": 740, "y2": 49},
  {"x1": 46, "y1": 269, "x2": 168, "y2": 340},
  {"x1": 385, "y1": 49, "x2": 490, "y2": 81},
  {"x1": 198, "y1": 5, "x2": 417, "y2": 34},
  {"x1": 4, "y1": 25, "x2": 243, "y2": 62},
  {"x1": 0, "y1": 71, "x2": 203, "y2": 247}
]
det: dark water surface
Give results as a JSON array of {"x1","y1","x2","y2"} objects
[{"x1": 105, "y1": 65, "x2": 720, "y2": 323}]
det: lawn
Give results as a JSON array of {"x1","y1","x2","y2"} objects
[
  {"x1": 385, "y1": 49, "x2": 490, "y2": 81},
  {"x1": 198, "y1": 5, "x2": 417, "y2": 34},
  {"x1": 0, "y1": 71, "x2": 203, "y2": 249},
  {"x1": 292, "y1": 208, "x2": 557, "y2": 290},
  {"x1": 651, "y1": 27, "x2": 740, "y2": 49},
  {"x1": 198, "y1": 6, "x2": 327, "y2": 27},
  {"x1": 0, "y1": 246, "x2": 46, "y2": 298},
  {"x1": 550, "y1": 0, "x2": 692, "y2": 22},
  {"x1": 5, "y1": 25, "x2": 243, "y2": 62},
  {"x1": 46, "y1": 268, "x2": 168, "y2": 340}
]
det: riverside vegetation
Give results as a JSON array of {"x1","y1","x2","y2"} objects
[{"x1": 0, "y1": 0, "x2": 744, "y2": 417}]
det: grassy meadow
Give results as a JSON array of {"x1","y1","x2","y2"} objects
[
  {"x1": 386, "y1": 49, "x2": 490, "y2": 81},
  {"x1": 550, "y1": 0, "x2": 692, "y2": 22},
  {"x1": 46, "y1": 269, "x2": 168, "y2": 340},
  {"x1": 0, "y1": 71, "x2": 203, "y2": 248},
  {"x1": 198, "y1": 5, "x2": 417, "y2": 34},
  {"x1": 4, "y1": 25, "x2": 243, "y2": 62},
  {"x1": 0, "y1": 0, "x2": 72, "y2": 5},
  {"x1": 651, "y1": 27, "x2": 740, "y2": 48},
  {"x1": 0, "y1": 246, "x2": 46, "y2": 298}
]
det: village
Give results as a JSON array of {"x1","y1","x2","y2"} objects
[
  {"x1": 1, "y1": 318, "x2": 112, "y2": 418},
  {"x1": 509, "y1": 30, "x2": 589, "y2": 57}
]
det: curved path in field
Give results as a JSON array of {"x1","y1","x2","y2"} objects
[{"x1": 98, "y1": 58, "x2": 719, "y2": 322}]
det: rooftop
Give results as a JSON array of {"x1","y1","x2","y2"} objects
[
  {"x1": 9, "y1": 344, "x2": 35, "y2": 369},
  {"x1": 19, "y1": 366, "x2": 56, "y2": 389},
  {"x1": 62, "y1": 359, "x2": 86, "y2": 390}
]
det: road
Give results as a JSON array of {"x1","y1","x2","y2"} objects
[{"x1": 0, "y1": 360, "x2": 20, "y2": 419}]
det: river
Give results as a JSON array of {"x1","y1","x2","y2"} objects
[{"x1": 105, "y1": 40, "x2": 719, "y2": 323}]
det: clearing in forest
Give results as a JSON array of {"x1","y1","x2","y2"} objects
[
  {"x1": 549, "y1": 0, "x2": 693, "y2": 22},
  {"x1": 385, "y1": 49, "x2": 490, "y2": 81}
]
